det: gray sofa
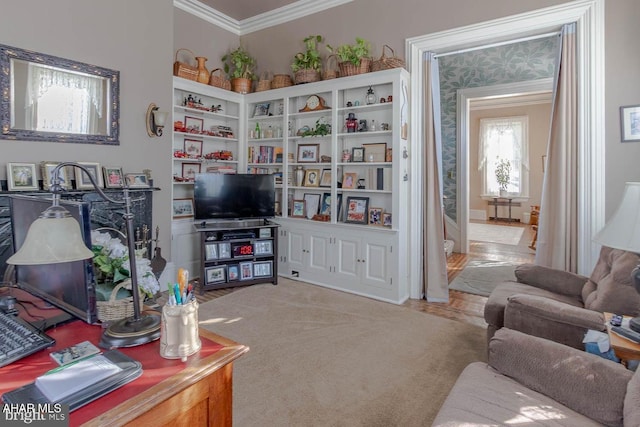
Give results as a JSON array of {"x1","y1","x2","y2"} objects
[
  {"x1": 484, "y1": 247, "x2": 640, "y2": 349},
  {"x1": 433, "y1": 328, "x2": 640, "y2": 426}
]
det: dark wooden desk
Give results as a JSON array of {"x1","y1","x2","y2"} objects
[{"x1": 0, "y1": 316, "x2": 248, "y2": 426}]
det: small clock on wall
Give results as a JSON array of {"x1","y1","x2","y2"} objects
[{"x1": 299, "y1": 94, "x2": 330, "y2": 112}]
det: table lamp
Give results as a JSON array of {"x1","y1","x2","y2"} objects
[
  {"x1": 6, "y1": 162, "x2": 161, "y2": 348},
  {"x1": 593, "y1": 181, "x2": 640, "y2": 332}
]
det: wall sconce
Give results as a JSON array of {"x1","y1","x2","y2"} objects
[{"x1": 146, "y1": 103, "x2": 168, "y2": 137}]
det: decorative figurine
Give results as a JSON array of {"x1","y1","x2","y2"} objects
[
  {"x1": 365, "y1": 86, "x2": 376, "y2": 105},
  {"x1": 346, "y1": 113, "x2": 358, "y2": 133}
]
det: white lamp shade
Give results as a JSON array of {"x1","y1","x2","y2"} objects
[
  {"x1": 153, "y1": 110, "x2": 168, "y2": 127},
  {"x1": 7, "y1": 216, "x2": 94, "y2": 265},
  {"x1": 593, "y1": 182, "x2": 640, "y2": 253}
]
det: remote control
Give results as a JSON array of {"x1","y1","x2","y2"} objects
[
  {"x1": 611, "y1": 325, "x2": 640, "y2": 344},
  {"x1": 611, "y1": 314, "x2": 623, "y2": 327}
]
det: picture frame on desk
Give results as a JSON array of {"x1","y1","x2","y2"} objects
[
  {"x1": 345, "y1": 196, "x2": 369, "y2": 224},
  {"x1": 228, "y1": 264, "x2": 240, "y2": 281},
  {"x1": 6, "y1": 162, "x2": 38, "y2": 191},
  {"x1": 253, "y1": 102, "x2": 270, "y2": 117},
  {"x1": 103, "y1": 166, "x2": 124, "y2": 188},
  {"x1": 254, "y1": 240, "x2": 273, "y2": 256},
  {"x1": 291, "y1": 199, "x2": 306, "y2": 218},
  {"x1": 363, "y1": 143, "x2": 387, "y2": 162},
  {"x1": 303, "y1": 193, "x2": 321, "y2": 219},
  {"x1": 184, "y1": 139, "x2": 203, "y2": 157},
  {"x1": 185, "y1": 116, "x2": 204, "y2": 133},
  {"x1": 41, "y1": 161, "x2": 71, "y2": 190},
  {"x1": 218, "y1": 242, "x2": 231, "y2": 259},
  {"x1": 319, "y1": 169, "x2": 332, "y2": 187},
  {"x1": 368, "y1": 207, "x2": 383, "y2": 226},
  {"x1": 172, "y1": 198, "x2": 194, "y2": 219},
  {"x1": 205, "y1": 265, "x2": 226, "y2": 284},
  {"x1": 303, "y1": 169, "x2": 320, "y2": 187},
  {"x1": 124, "y1": 173, "x2": 149, "y2": 188},
  {"x1": 75, "y1": 162, "x2": 103, "y2": 189},
  {"x1": 351, "y1": 147, "x2": 364, "y2": 163},
  {"x1": 383, "y1": 212, "x2": 392, "y2": 228},
  {"x1": 253, "y1": 261, "x2": 272, "y2": 278},
  {"x1": 297, "y1": 143, "x2": 320, "y2": 163},
  {"x1": 181, "y1": 163, "x2": 201, "y2": 182},
  {"x1": 205, "y1": 243, "x2": 218, "y2": 260}
]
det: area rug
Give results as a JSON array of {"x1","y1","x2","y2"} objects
[
  {"x1": 468, "y1": 222, "x2": 524, "y2": 245},
  {"x1": 449, "y1": 259, "x2": 517, "y2": 297},
  {"x1": 198, "y1": 278, "x2": 486, "y2": 426}
]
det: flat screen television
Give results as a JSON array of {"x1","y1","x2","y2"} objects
[
  {"x1": 9, "y1": 194, "x2": 97, "y2": 324},
  {"x1": 194, "y1": 173, "x2": 275, "y2": 222}
]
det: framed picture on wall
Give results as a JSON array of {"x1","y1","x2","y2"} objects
[
  {"x1": 620, "y1": 104, "x2": 640, "y2": 142},
  {"x1": 172, "y1": 198, "x2": 194, "y2": 219}
]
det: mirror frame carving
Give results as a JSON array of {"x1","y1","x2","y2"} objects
[{"x1": 0, "y1": 44, "x2": 120, "y2": 145}]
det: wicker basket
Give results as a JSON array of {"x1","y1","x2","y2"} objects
[
  {"x1": 371, "y1": 45, "x2": 406, "y2": 72},
  {"x1": 256, "y1": 71, "x2": 273, "y2": 92},
  {"x1": 272, "y1": 74, "x2": 293, "y2": 89},
  {"x1": 173, "y1": 48, "x2": 199, "y2": 81},
  {"x1": 338, "y1": 57, "x2": 371, "y2": 77},
  {"x1": 208, "y1": 68, "x2": 231, "y2": 90},
  {"x1": 231, "y1": 77, "x2": 253, "y2": 94},
  {"x1": 323, "y1": 55, "x2": 339, "y2": 80},
  {"x1": 294, "y1": 68, "x2": 321, "y2": 85},
  {"x1": 96, "y1": 279, "x2": 144, "y2": 323}
]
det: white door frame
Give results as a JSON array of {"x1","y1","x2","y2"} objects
[
  {"x1": 406, "y1": 0, "x2": 604, "y2": 299},
  {"x1": 457, "y1": 78, "x2": 554, "y2": 253}
]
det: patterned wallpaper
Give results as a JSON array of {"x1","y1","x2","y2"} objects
[{"x1": 438, "y1": 36, "x2": 558, "y2": 221}]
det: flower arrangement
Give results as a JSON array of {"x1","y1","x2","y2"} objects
[
  {"x1": 91, "y1": 230, "x2": 159, "y2": 299},
  {"x1": 495, "y1": 158, "x2": 511, "y2": 192}
]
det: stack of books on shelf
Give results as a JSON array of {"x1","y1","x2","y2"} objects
[
  {"x1": 248, "y1": 146, "x2": 283, "y2": 164},
  {"x1": 366, "y1": 168, "x2": 392, "y2": 191}
]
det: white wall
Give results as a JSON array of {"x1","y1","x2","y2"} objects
[{"x1": 0, "y1": 0, "x2": 175, "y2": 255}]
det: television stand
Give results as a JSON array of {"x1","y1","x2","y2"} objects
[{"x1": 196, "y1": 220, "x2": 279, "y2": 294}]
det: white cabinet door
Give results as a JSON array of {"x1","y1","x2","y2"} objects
[
  {"x1": 285, "y1": 227, "x2": 306, "y2": 275},
  {"x1": 335, "y1": 235, "x2": 359, "y2": 282},
  {"x1": 171, "y1": 220, "x2": 200, "y2": 278},
  {"x1": 306, "y1": 232, "x2": 331, "y2": 279},
  {"x1": 360, "y1": 234, "x2": 392, "y2": 289}
]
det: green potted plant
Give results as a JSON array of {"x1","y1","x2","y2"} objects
[
  {"x1": 495, "y1": 158, "x2": 511, "y2": 196},
  {"x1": 291, "y1": 35, "x2": 324, "y2": 84},
  {"x1": 327, "y1": 37, "x2": 372, "y2": 76},
  {"x1": 222, "y1": 45, "x2": 256, "y2": 93}
]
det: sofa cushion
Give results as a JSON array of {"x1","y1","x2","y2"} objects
[
  {"x1": 484, "y1": 281, "x2": 583, "y2": 330},
  {"x1": 432, "y1": 362, "x2": 602, "y2": 427},
  {"x1": 624, "y1": 369, "x2": 640, "y2": 427},
  {"x1": 490, "y1": 329, "x2": 632, "y2": 427},
  {"x1": 583, "y1": 247, "x2": 640, "y2": 316}
]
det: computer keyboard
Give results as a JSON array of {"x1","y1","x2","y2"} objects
[{"x1": 0, "y1": 311, "x2": 55, "y2": 368}]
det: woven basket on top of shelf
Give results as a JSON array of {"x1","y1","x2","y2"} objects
[
  {"x1": 271, "y1": 74, "x2": 293, "y2": 89},
  {"x1": 173, "y1": 48, "x2": 199, "y2": 81},
  {"x1": 338, "y1": 57, "x2": 371, "y2": 77},
  {"x1": 208, "y1": 68, "x2": 231, "y2": 90},
  {"x1": 256, "y1": 71, "x2": 273, "y2": 92},
  {"x1": 323, "y1": 55, "x2": 339, "y2": 80},
  {"x1": 294, "y1": 68, "x2": 321, "y2": 85},
  {"x1": 96, "y1": 279, "x2": 144, "y2": 322},
  {"x1": 371, "y1": 45, "x2": 406, "y2": 72}
]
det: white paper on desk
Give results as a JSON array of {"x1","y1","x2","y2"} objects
[{"x1": 35, "y1": 355, "x2": 123, "y2": 402}]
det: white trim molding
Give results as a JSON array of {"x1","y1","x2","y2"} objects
[
  {"x1": 406, "y1": 0, "x2": 604, "y2": 300},
  {"x1": 174, "y1": 0, "x2": 353, "y2": 35}
]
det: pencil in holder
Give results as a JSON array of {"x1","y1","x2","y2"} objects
[{"x1": 160, "y1": 299, "x2": 201, "y2": 361}]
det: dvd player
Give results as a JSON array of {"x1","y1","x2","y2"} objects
[{"x1": 222, "y1": 231, "x2": 256, "y2": 240}]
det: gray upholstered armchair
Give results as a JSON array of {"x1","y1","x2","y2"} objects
[{"x1": 484, "y1": 246, "x2": 640, "y2": 349}]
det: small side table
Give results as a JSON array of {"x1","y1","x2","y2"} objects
[
  {"x1": 604, "y1": 312, "x2": 640, "y2": 365},
  {"x1": 490, "y1": 197, "x2": 514, "y2": 222}
]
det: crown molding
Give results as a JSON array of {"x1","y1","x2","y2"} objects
[{"x1": 174, "y1": 0, "x2": 353, "y2": 35}]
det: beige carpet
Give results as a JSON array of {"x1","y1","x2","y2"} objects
[
  {"x1": 468, "y1": 222, "x2": 524, "y2": 245},
  {"x1": 198, "y1": 278, "x2": 487, "y2": 426},
  {"x1": 449, "y1": 259, "x2": 517, "y2": 297}
]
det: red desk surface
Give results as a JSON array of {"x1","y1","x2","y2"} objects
[{"x1": 0, "y1": 319, "x2": 224, "y2": 426}]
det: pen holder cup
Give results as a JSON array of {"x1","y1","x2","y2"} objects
[{"x1": 160, "y1": 299, "x2": 201, "y2": 361}]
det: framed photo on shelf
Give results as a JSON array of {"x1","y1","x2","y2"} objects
[
  {"x1": 6, "y1": 163, "x2": 38, "y2": 191},
  {"x1": 172, "y1": 198, "x2": 194, "y2": 219},
  {"x1": 303, "y1": 169, "x2": 320, "y2": 187},
  {"x1": 184, "y1": 116, "x2": 204, "y2": 133},
  {"x1": 75, "y1": 162, "x2": 103, "y2": 189},
  {"x1": 228, "y1": 264, "x2": 240, "y2": 281},
  {"x1": 125, "y1": 173, "x2": 149, "y2": 188},
  {"x1": 253, "y1": 261, "x2": 273, "y2": 278},
  {"x1": 319, "y1": 169, "x2": 332, "y2": 187},
  {"x1": 620, "y1": 105, "x2": 640, "y2": 142},
  {"x1": 41, "y1": 162, "x2": 71, "y2": 190},
  {"x1": 253, "y1": 102, "x2": 270, "y2": 117},
  {"x1": 218, "y1": 242, "x2": 231, "y2": 259},
  {"x1": 291, "y1": 199, "x2": 306, "y2": 218},
  {"x1": 320, "y1": 192, "x2": 341, "y2": 217},
  {"x1": 103, "y1": 166, "x2": 124, "y2": 188},
  {"x1": 254, "y1": 240, "x2": 273, "y2": 256},
  {"x1": 181, "y1": 163, "x2": 201, "y2": 182},
  {"x1": 297, "y1": 143, "x2": 320, "y2": 163},
  {"x1": 383, "y1": 212, "x2": 392, "y2": 228},
  {"x1": 205, "y1": 265, "x2": 226, "y2": 284},
  {"x1": 368, "y1": 207, "x2": 383, "y2": 226},
  {"x1": 351, "y1": 147, "x2": 364, "y2": 163},
  {"x1": 385, "y1": 148, "x2": 393, "y2": 162},
  {"x1": 303, "y1": 193, "x2": 321, "y2": 219},
  {"x1": 184, "y1": 139, "x2": 203, "y2": 157},
  {"x1": 342, "y1": 172, "x2": 358, "y2": 189},
  {"x1": 240, "y1": 262, "x2": 253, "y2": 280},
  {"x1": 345, "y1": 196, "x2": 369, "y2": 224},
  {"x1": 205, "y1": 243, "x2": 218, "y2": 260},
  {"x1": 363, "y1": 143, "x2": 387, "y2": 162}
]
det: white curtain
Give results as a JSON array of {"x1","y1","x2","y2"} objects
[
  {"x1": 423, "y1": 52, "x2": 449, "y2": 301},
  {"x1": 535, "y1": 23, "x2": 578, "y2": 271}
]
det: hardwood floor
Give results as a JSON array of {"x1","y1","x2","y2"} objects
[{"x1": 185, "y1": 221, "x2": 537, "y2": 330}]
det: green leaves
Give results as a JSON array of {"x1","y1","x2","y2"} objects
[
  {"x1": 291, "y1": 35, "x2": 324, "y2": 72},
  {"x1": 327, "y1": 37, "x2": 370, "y2": 66},
  {"x1": 222, "y1": 46, "x2": 256, "y2": 79}
]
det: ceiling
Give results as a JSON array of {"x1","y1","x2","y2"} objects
[{"x1": 198, "y1": 0, "x2": 297, "y2": 21}]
